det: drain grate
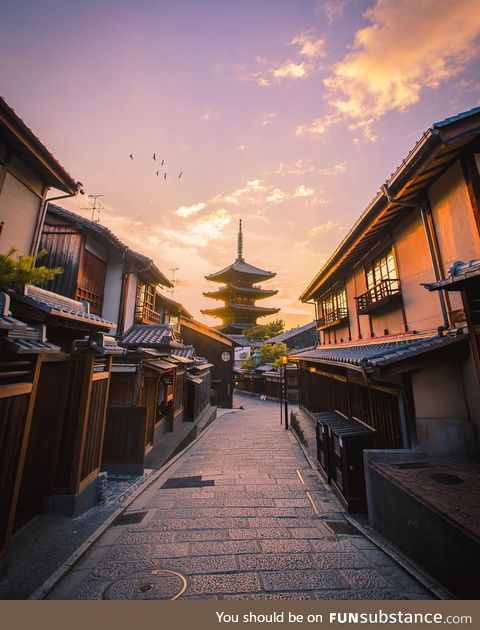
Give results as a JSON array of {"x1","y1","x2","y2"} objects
[
  {"x1": 112, "y1": 511, "x2": 148, "y2": 526},
  {"x1": 393, "y1": 461, "x2": 431, "y2": 470},
  {"x1": 102, "y1": 569, "x2": 188, "y2": 600},
  {"x1": 161, "y1": 475, "x2": 215, "y2": 489},
  {"x1": 430, "y1": 473, "x2": 463, "y2": 485},
  {"x1": 323, "y1": 520, "x2": 360, "y2": 536}
]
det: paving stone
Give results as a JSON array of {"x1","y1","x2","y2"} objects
[
  {"x1": 69, "y1": 579, "x2": 110, "y2": 600},
  {"x1": 191, "y1": 540, "x2": 260, "y2": 555},
  {"x1": 238, "y1": 553, "x2": 315, "y2": 571},
  {"x1": 340, "y1": 568, "x2": 392, "y2": 589},
  {"x1": 153, "y1": 517, "x2": 250, "y2": 529},
  {"x1": 155, "y1": 555, "x2": 238, "y2": 575},
  {"x1": 312, "y1": 589, "x2": 403, "y2": 600},
  {"x1": 309, "y1": 539, "x2": 358, "y2": 553},
  {"x1": 312, "y1": 552, "x2": 372, "y2": 569},
  {"x1": 90, "y1": 559, "x2": 157, "y2": 579},
  {"x1": 357, "y1": 548, "x2": 402, "y2": 566},
  {"x1": 261, "y1": 570, "x2": 347, "y2": 592},
  {"x1": 376, "y1": 565, "x2": 432, "y2": 595},
  {"x1": 191, "y1": 572, "x2": 262, "y2": 594},
  {"x1": 260, "y1": 539, "x2": 312, "y2": 553},
  {"x1": 152, "y1": 543, "x2": 190, "y2": 557},
  {"x1": 255, "y1": 508, "x2": 305, "y2": 517},
  {"x1": 223, "y1": 593, "x2": 313, "y2": 600},
  {"x1": 176, "y1": 529, "x2": 229, "y2": 542},
  {"x1": 289, "y1": 527, "x2": 326, "y2": 539},
  {"x1": 229, "y1": 528, "x2": 291, "y2": 540},
  {"x1": 102, "y1": 544, "x2": 155, "y2": 562},
  {"x1": 117, "y1": 531, "x2": 177, "y2": 545},
  {"x1": 225, "y1": 498, "x2": 276, "y2": 507},
  {"x1": 274, "y1": 499, "x2": 311, "y2": 508}
]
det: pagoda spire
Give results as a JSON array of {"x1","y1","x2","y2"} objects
[{"x1": 237, "y1": 219, "x2": 244, "y2": 262}]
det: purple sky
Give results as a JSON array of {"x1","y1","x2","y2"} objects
[{"x1": 2, "y1": 0, "x2": 480, "y2": 328}]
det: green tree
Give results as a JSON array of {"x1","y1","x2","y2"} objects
[
  {"x1": 240, "y1": 342, "x2": 288, "y2": 371},
  {"x1": 242, "y1": 319, "x2": 285, "y2": 341},
  {"x1": 0, "y1": 248, "x2": 63, "y2": 292}
]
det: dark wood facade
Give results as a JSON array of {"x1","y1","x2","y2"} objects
[{"x1": 181, "y1": 319, "x2": 235, "y2": 408}]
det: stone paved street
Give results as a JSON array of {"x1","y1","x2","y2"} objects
[{"x1": 48, "y1": 394, "x2": 433, "y2": 600}]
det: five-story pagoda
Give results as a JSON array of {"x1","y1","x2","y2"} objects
[{"x1": 202, "y1": 220, "x2": 279, "y2": 333}]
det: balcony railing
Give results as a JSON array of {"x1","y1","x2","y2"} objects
[
  {"x1": 317, "y1": 307, "x2": 349, "y2": 330},
  {"x1": 135, "y1": 304, "x2": 161, "y2": 325},
  {"x1": 355, "y1": 278, "x2": 401, "y2": 314}
]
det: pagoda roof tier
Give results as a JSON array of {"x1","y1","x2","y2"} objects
[
  {"x1": 201, "y1": 303, "x2": 280, "y2": 318},
  {"x1": 203, "y1": 284, "x2": 278, "y2": 300},
  {"x1": 205, "y1": 259, "x2": 276, "y2": 284}
]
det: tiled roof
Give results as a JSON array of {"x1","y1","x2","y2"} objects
[
  {"x1": 266, "y1": 321, "x2": 316, "y2": 344},
  {"x1": 293, "y1": 333, "x2": 467, "y2": 370},
  {"x1": 172, "y1": 345, "x2": 195, "y2": 359},
  {"x1": 206, "y1": 259, "x2": 275, "y2": 281},
  {"x1": 120, "y1": 324, "x2": 180, "y2": 349},
  {"x1": 74, "y1": 333, "x2": 126, "y2": 355},
  {"x1": 423, "y1": 259, "x2": 480, "y2": 291},
  {"x1": 11, "y1": 285, "x2": 114, "y2": 329}
]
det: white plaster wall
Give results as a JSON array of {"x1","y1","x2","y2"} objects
[
  {"x1": 123, "y1": 272, "x2": 138, "y2": 331},
  {"x1": 0, "y1": 172, "x2": 41, "y2": 255},
  {"x1": 102, "y1": 249, "x2": 124, "y2": 330}
]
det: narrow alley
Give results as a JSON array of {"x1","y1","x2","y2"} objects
[{"x1": 48, "y1": 395, "x2": 433, "y2": 600}]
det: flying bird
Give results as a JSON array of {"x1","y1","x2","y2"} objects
[
  {"x1": 129, "y1": 154, "x2": 133, "y2": 160},
  {"x1": 161, "y1": 159, "x2": 164, "y2": 166},
  {"x1": 153, "y1": 153, "x2": 156, "y2": 161},
  {"x1": 164, "y1": 172, "x2": 167, "y2": 181},
  {"x1": 178, "y1": 171, "x2": 183, "y2": 179},
  {"x1": 156, "y1": 170, "x2": 159, "y2": 176}
]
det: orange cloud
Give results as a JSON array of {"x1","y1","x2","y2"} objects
[{"x1": 305, "y1": 0, "x2": 480, "y2": 140}]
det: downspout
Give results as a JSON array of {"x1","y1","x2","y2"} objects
[
  {"x1": 30, "y1": 182, "x2": 85, "y2": 256},
  {"x1": 381, "y1": 184, "x2": 449, "y2": 329}
]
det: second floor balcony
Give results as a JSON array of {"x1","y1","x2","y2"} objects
[
  {"x1": 135, "y1": 304, "x2": 161, "y2": 325},
  {"x1": 355, "y1": 278, "x2": 401, "y2": 314},
  {"x1": 317, "y1": 307, "x2": 349, "y2": 330}
]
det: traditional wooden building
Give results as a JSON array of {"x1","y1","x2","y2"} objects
[
  {"x1": 297, "y1": 107, "x2": 480, "y2": 459},
  {"x1": 202, "y1": 220, "x2": 279, "y2": 333},
  {"x1": 40, "y1": 204, "x2": 173, "y2": 334},
  {"x1": 181, "y1": 318, "x2": 236, "y2": 407},
  {"x1": 0, "y1": 97, "x2": 91, "y2": 559},
  {"x1": 1, "y1": 285, "x2": 121, "y2": 558}
]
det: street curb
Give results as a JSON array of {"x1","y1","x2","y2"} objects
[
  {"x1": 288, "y1": 419, "x2": 453, "y2": 601},
  {"x1": 29, "y1": 407, "x2": 232, "y2": 600}
]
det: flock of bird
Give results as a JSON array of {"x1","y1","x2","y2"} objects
[{"x1": 129, "y1": 153, "x2": 182, "y2": 181}]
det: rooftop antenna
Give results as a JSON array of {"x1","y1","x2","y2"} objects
[
  {"x1": 237, "y1": 218, "x2": 244, "y2": 262},
  {"x1": 169, "y1": 267, "x2": 179, "y2": 297},
  {"x1": 81, "y1": 194, "x2": 105, "y2": 223}
]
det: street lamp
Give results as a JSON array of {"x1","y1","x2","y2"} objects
[{"x1": 282, "y1": 355, "x2": 289, "y2": 430}]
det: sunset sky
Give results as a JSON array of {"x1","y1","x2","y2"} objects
[{"x1": 2, "y1": 0, "x2": 480, "y2": 328}]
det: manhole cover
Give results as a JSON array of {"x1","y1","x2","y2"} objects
[
  {"x1": 430, "y1": 473, "x2": 463, "y2": 485},
  {"x1": 112, "y1": 511, "x2": 148, "y2": 526},
  {"x1": 102, "y1": 569, "x2": 188, "y2": 600},
  {"x1": 161, "y1": 475, "x2": 214, "y2": 489},
  {"x1": 323, "y1": 520, "x2": 360, "y2": 535}
]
